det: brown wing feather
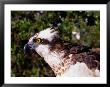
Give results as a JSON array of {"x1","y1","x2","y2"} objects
[{"x1": 49, "y1": 39, "x2": 100, "y2": 70}]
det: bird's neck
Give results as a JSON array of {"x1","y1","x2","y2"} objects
[
  {"x1": 44, "y1": 56, "x2": 71, "y2": 76},
  {"x1": 35, "y1": 44, "x2": 71, "y2": 76},
  {"x1": 50, "y1": 61, "x2": 71, "y2": 76}
]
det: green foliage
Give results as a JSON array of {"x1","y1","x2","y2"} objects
[{"x1": 11, "y1": 11, "x2": 100, "y2": 77}]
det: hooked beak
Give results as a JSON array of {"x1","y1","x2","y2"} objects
[
  {"x1": 24, "y1": 43, "x2": 31, "y2": 54},
  {"x1": 24, "y1": 42, "x2": 37, "y2": 54}
]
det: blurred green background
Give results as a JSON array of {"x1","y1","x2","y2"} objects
[{"x1": 11, "y1": 11, "x2": 100, "y2": 77}]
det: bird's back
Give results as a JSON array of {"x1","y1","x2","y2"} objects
[{"x1": 49, "y1": 40, "x2": 100, "y2": 77}]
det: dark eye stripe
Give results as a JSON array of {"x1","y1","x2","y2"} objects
[{"x1": 42, "y1": 39, "x2": 50, "y2": 44}]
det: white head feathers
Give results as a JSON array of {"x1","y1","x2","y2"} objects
[{"x1": 37, "y1": 28, "x2": 59, "y2": 42}]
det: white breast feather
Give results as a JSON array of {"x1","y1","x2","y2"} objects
[{"x1": 61, "y1": 62, "x2": 100, "y2": 77}]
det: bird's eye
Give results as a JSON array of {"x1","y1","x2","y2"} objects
[
  {"x1": 36, "y1": 38, "x2": 41, "y2": 43},
  {"x1": 33, "y1": 38, "x2": 43, "y2": 44}
]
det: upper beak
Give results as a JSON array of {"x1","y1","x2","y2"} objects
[{"x1": 24, "y1": 43, "x2": 31, "y2": 54}]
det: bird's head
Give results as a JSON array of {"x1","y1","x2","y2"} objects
[{"x1": 24, "y1": 27, "x2": 59, "y2": 54}]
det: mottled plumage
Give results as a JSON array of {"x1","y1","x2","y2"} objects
[{"x1": 24, "y1": 27, "x2": 100, "y2": 77}]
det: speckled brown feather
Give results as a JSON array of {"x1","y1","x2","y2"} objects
[{"x1": 47, "y1": 39, "x2": 100, "y2": 76}]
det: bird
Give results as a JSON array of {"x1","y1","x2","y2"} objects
[{"x1": 24, "y1": 27, "x2": 100, "y2": 77}]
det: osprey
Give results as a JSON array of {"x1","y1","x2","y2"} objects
[{"x1": 24, "y1": 27, "x2": 100, "y2": 77}]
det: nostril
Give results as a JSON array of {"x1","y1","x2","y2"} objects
[
  {"x1": 28, "y1": 43, "x2": 32, "y2": 47},
  {"x1": 28, "y1": 42, "x2": 38, "y2": 50}
]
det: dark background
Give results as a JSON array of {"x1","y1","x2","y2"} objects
[{"x1": 11, "y1": 11, "x2": 100, "y2": 77}]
